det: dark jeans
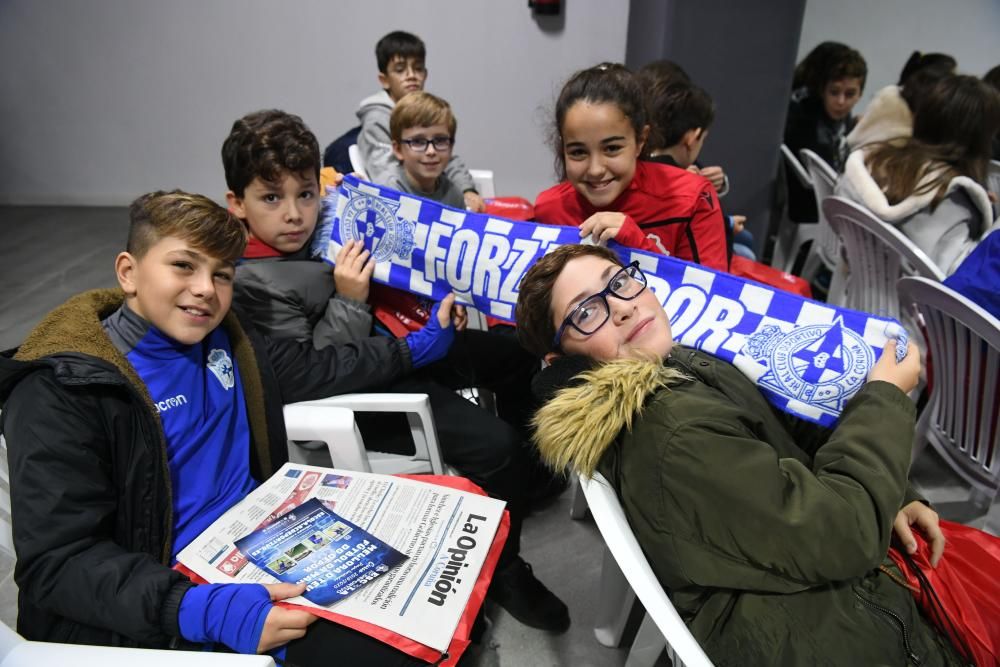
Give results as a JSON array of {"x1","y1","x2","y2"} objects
[
  {"x1": 354, "y1": 329, "x2": 540, "y2": 565},
  {"x1": 285, "y1": 619, "x2": 426, "y2": 666}
]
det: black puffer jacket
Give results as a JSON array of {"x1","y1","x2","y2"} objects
[{"x1": 0, "y1": 289, "x2": 410, "y2": 647}]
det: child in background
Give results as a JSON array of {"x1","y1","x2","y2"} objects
[
  {"x1": 636, "y1": 60, "x2": 730, "y2": 197},
  {"x1": 376, "y1": 91, "x2": 465, "y2": 209},
  {"x1": 356, "y1": 30, "x2": 485, "y2": 212},
  {"x1": 836, "y1": 75, "x2": 1000, "y2": 275},
  {"x1": 534, "y1": 63, "x2": 729, "y2": 271},
  {"x1": 847, "y1": 51, "x2": 957, "y2": 152},
  {"x1": 785, "y1": 42, "x2": 867, "y2": 221},
  {"x1": 224, "y1": 110, "x2": 571, "y2": 634},
  {"x1": 0, "y1": 191, "x2": 452, "y2": 664},
  {"x1": 639, "y1": 77, "x2": 755, "y2": 260}
]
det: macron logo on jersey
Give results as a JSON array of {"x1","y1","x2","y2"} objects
[
  {"x1": 207, "y1": 349, "x2": 235, "y2": 390},
  {"x1": 156, "y1": 394, "x2": 188, "y2": 413}
]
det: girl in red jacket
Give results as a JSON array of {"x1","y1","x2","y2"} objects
[{"x1": 534, "y1": 63, "x2": 729, "y2": 271}]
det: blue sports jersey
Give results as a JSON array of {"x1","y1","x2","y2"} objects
[{"x1": 103, "y1": 305, "x2": 257, "y2": 556}]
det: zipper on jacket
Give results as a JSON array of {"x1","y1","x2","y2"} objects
[{"x1": 854, "y1": 591, "x2": 921, "y2": 665}]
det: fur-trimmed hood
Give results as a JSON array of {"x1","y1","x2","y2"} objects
[
  {"x1": 531, "y1": 357, "x2": 688, "y2": 478},
  {"x1": 1, "y1": 289, "x2": 272, "y2": 472},
  {"x1": 12, "y1": 288, "x2": 142, "y2": 381},
  {"x1": 846, "y1": 85, "x2": 913, "y2": 151},
  {"x1": 839, "y1": 149, "x2": 995, "y2": 226}
]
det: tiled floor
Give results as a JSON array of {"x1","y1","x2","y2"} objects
[{"x1": 1, "y1": 205, "x2": 996, "y2": 666}]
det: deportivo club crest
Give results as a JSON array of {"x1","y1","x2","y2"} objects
[
  {"x1": 744, "y1": 319, "x2": 873, "y2": 416},
  {"x1": 207, "y1": 348, "x2": 235, "y2": 390},
  {"x1": 340, "y1": 183, "x2": 414, "y2": 262}
]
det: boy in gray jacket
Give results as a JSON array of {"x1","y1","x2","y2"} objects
[
  {"x1": 357, "y1": 30, "x2": 485, "y2": 212},
  {"x1": 224, "y1": 109, "x2": 571, "y2": 633}
]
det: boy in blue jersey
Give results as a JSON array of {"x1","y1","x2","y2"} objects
[{"x1": 0, "y1": 191, "x2": 456, "y2": 663}]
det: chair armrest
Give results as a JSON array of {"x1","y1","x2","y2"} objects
[
  {"x1": 283, "y1": 404, "x2": 371, "y2": 473},
  {"x1": 294, "y1": 394, "x2": 445, "y2": 475}
]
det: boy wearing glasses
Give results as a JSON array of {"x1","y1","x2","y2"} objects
[
  {"x1": 380, "y1": 91, "x2": 465, "y2": 209},
  {"x1": 513, "y1": 244, "x2": 973, "y2": 666},
  {"x1": 357, "y1": 31, "x2": 484, "y2": 212}
]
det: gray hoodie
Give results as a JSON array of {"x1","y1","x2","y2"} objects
[{"x1": 356, "y1": 90, "x2": 476, "y2": 193}]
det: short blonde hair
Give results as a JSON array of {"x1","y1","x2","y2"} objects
[
  {"x1": 127, "y1": 190, "x2": 247, "y2": 263},
  {"x1": 390, "y1": 91, "x2": 457, "y2": 142}
]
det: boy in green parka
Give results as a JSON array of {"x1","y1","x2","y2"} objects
[{"x1": 515, "y1": 244, "x2": 970, "y2": 666}]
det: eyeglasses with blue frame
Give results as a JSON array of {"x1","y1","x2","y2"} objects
[{"x1": 552, "y1": 261, "x2": 648, "y2": 350}]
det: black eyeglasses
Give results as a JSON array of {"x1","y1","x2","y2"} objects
[
  {"x1": 552, "y1": 262, "x2": 648, "y2": 349},
  {"x1": 400, "y1": 136, "x2": 454, "y2": 153}
]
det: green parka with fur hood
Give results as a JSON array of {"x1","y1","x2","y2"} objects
[{"x1": 533, "y1": 347, "x2": 964, "y2": 666}]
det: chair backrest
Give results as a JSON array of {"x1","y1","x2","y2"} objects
[
  {"x1": 0, "y1": 432, "x2": 16, "y2": 630},
  {"x1": 800, "y1": 149, "x2": 841, "y2": 268},
  {"x1": 0, "y1": 435, "x2": 12, "y2": 559},
  {"x1": 580, "y1": 472, "x2": 713, "y2": 667},
  {"x1": 897, "y1": 277, "x2": 1000, "y2": 492},
  {"x1": 780, "y1": 144, "x2": 812, "y2": 190},
  {"x1": 0, "y1": 619, "x2": 275, "y2": 665},
  {"x1": 822, "y1": 197, "x2": 944, "y2": 320},
  {"x1": 347, "y1": 144, "x2": 369, "y2": 180},
  {"x1": 468, "y1": 169, "x2": 496, "y2": 199}
]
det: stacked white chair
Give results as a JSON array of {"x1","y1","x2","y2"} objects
[
  {"x1": 799, "y1": 149, "x2": 848, "y2": 304},
  {"x1": 898, "y1": 276, "x2": 1000, "y2": 527},
  {"x1": 772, "y1": 145, "x2": 817, "y2": 273},
  {"x1": 822, "y1": 197, "x2": 944, "y2": 322}
]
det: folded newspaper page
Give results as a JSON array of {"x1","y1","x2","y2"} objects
[{"x1": 177, "y1": 463, "x2": 505, "y2": 651}]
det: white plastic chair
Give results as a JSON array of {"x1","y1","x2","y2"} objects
[
  {"x1": 0, "y1": 619, "x2": 274, "y2": 666},
  {"x1": 580, "y1": 472, "x2": 714, "y2": 667},
  {"x1": 0, "y1": 433, "x2": 16, "y2": 630},
  {"x1": 772, "y1": 145, "x2": 817, "y2": 273},
  {"x1": 897, "y1": 277, "x2": 1000, "y2": 523},
  {"x1": 468, "y1": 169, "x2": 495, "y2": 199},
  {"x1": 800, "y1": 149, "x2": 848, "y2": 303},
  {"x1": 823, "y1": 196, "x2": 944, "y2": 322},
  {"x1": 347, "y1": 144, "x2": 369, "y2": 180},
  {"x1": 285, "y1": 394, "x2": 446, "y2": 475}
]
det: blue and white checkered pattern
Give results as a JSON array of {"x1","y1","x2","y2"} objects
[{"x1": 320, "y1": 176, "x2": 907, "y2": 427}]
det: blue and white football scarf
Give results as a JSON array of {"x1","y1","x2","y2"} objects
[{"x1": 316, "y1": 176, "x2": 908, "y2": 428}]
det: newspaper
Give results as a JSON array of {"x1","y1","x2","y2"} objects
[{"x1": 177, "y1": 463, "x2": 505, "y2": 651}]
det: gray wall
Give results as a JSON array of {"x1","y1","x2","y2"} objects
[
  {"x1": 625, "y1": 0, "x2": 807, "y2": 253},
  {"x1": 799, "y1": 0, "x2": 1000, "y2": 109},
  {"x1": 0, "y1": 0, "x2": 629, "y2": 205}
]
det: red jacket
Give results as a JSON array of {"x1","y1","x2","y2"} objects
[{"x1": 534, "y1": 160, "x2": 729, "y2": 271}]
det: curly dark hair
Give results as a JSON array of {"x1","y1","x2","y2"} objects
[
  {"x1": 793, "y1": 42, "x2": 867, "y2": 98},
  {"x1": 221, "y1": 109, "x2": 320, "y2": 197}
]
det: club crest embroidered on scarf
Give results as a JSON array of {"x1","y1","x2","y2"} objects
[{"x1": 317, "y1": 176, "x2": 907, "y2": 427}]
